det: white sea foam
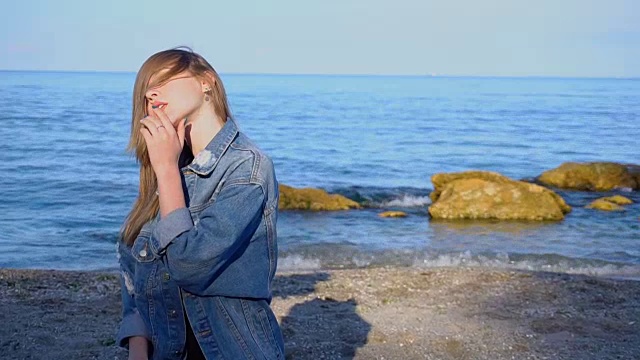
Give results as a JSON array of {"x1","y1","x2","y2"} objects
[
  {"x1": 277, "y1": 255, "x2": 322, "y2": 271},
  {"x1": 412, "y1": 251, "x2": 640, "y2": 280},
  {"x1": 381, "y1": 195, "x2": 431, "y2": 207},
  {"x1": 276, "y1": 251, "x2": 640, "y2": 280}
]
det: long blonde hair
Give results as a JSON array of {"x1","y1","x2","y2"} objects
[{"x1": 120, "y1": 47, "x2": 233, "y2": 245}]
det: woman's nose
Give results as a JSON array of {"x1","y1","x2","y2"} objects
[{"x1": 145, "y1": 88, "x2": 159, "y2": 100}]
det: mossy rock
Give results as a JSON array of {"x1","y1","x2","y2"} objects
[
  {"x1": 586, "y1": 199, "x2": 625, "y2": 211},
  {"x1": 537, "y1": 162, "x2": 639, "y2": 191},
  {"x1": 378, "y1": 211, "x2": 407, "y2": 218},
  {"x1": 430, "y1": 171, "x2": 513, "y2": 203},
  {"x1": 279, "y1": 184, "x2": 361, "y2": 211},
  {"x1": 598, "y1": 195, "x2": 633, "y2": 205},
  {"x1": 428, "y1": 171, "x2": 571, "y2": 221}
]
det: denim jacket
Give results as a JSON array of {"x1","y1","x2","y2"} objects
[{"x1": 116, "y1": 119, "x2": 284, "y2": 359}]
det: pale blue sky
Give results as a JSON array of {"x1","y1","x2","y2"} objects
[{"x1": 2, "y1": 0, "x2": 639, "y2": 77}]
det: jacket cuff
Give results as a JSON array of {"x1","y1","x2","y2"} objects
[
  {"x1": 150, "y1": 207, "x2": 193, "y2": 255},
  {"x1": 116, "y1": 310, "x2": 150, "y2": 349}
]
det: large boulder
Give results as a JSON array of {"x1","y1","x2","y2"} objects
[
  {"x1": 429, "y1": 171, "x2": 512, "y2": 203},
  {"x1": 279, "y1": 184, "x2": 361, "y2": 211},
  {"x1": 537, "y1": 162, "x2": 639, "y2": 191},
  {"x1": 428, "y1": 171, "x2": 571, "y2": 221}
]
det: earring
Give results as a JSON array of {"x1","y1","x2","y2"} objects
[{"x1": 204, "y1": 87, "x2": 211, "y2": 101}]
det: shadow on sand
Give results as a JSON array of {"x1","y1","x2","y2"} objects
[{"x1": 273, "y1": 272, "x2": 371, "y2": 359}]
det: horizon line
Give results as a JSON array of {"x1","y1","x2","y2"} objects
[{"x1": 0, "y1": 69, "x2": 638, "y2": 80}]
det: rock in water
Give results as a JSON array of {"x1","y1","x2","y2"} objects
[
  {"x1": 279, "y1": 184, "x2": 361, "y2": 211},
  {"x1": 429, "y1": 171, "x2": 513, "y2": 203},
  {"x1": 585, "y1": 195, "x2": 633, "y2": 211},
  {"x1": 537, "y1": 162, "x2": 639, "y2": 191},
  {"x1": 586, "y1": 199, "x2": 625, "y2": 211},
  {"x1": 378, "y1": 211, "x2": 408, "y2": 218},
  {"x1": 598, "y1": 195, "x2": 633, "y2": 205},
  {"x1": 428, "y1": 171, "x2": 571, "y2": 220}
]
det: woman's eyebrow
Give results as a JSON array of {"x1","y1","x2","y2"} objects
[
  {"x1": 147, "y1": 70, "x2": 169, "y2": 86},
  {"x1": 147, "y1": 75, "x2": 191, "y2": 91}
]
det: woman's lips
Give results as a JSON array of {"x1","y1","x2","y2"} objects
[{"x1": 151, "y1": 102, "x2": 168, "y2": 109}]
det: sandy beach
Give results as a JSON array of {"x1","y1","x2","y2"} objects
[{"x1": 1, "y1": 266, "x2": 638, "y2": 360}]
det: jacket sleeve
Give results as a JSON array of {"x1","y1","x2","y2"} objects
[
  {"x1": 148, "y1": 182, "x2": 265, "y2": 295},
  {"x1": 115, "y1": 241, "x2": 151, "y2": 349}
]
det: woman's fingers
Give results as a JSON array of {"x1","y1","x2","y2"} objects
[
  {"x1": 140, "y1": 108, "x2": 183, "y2": 172},
  {"x1": 151, "y1": 107, "x2": 174, "y2": 132},
  {"x1": 140, "y1": 116, "x2": 164, "y2": 136},
  {"x1": 148, "y1": 115, "x2": 164, "y2": 130},
  {"x1": 139, "y1": 126, "x2": 152, "y2": 142},
  {"x1": 139, "y1": 118, "x2": 157, "y2": 137}
]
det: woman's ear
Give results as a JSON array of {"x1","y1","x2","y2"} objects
[
  {"x1": 201, "y1": 74, "x2": 216, "y2": 93},
  {"x1": 201, "y1": 80, "x2": 211, "y2": 93}
]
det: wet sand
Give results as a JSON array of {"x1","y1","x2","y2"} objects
[{"x1": 1, "y1": 266, "x2": 638, "y2": 360}]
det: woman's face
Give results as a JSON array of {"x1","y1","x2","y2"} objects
[{"x1": 144, "y1": 70, "x2": 205, "y2": 126}]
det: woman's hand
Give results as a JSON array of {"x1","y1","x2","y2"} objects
[
  {"x1": 139, "y1": 107, "x2": 186, "y2": 175},
  {"x1": 127, "y1": 336, "x2": 150, "y2": 360},
  {"x1": 140, "y1": 107, "x2": 188, "y2": 218}
]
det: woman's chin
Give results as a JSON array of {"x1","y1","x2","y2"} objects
[{"x1": 170, "y1": 114, "x2": 188, "y2": 128}]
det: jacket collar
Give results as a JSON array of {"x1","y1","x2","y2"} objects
[{"x1": 185, "y1": 118, "x2": 238, "y2": 175}]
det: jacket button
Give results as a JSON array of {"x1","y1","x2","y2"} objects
[
  {"x1": 169, "y1": 310, "x2": 177, "y2": 317},
  {"x1": 139, "y1": 249, "x2": 147, "y2": 257},
  {"x1": 163, "y1": 273, "x2": 170, "y2": 281}
]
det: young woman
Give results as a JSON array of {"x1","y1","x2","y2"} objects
[{"x1": 115, "y1": 48, "x2": 284, "y2": 360}]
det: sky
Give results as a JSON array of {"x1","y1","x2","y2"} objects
[{"x1": 1, "y1": 0, "x2": 639, "y2": 77}]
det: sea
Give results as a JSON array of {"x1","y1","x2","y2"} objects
[{"x1": 0, "y1": 71, "x2": 638, "y2": 279}]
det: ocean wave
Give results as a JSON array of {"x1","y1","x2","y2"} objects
[
  {"x1": 380, "y1": 195, "x2": 431, "y2": 207},
  {"x1": 277, "y1": 254, "x2": 322, "y2": 271},
  {"x1": 412, "y1": 251, "x2": 640, "y2": 280},
  {"x1": 276, "y1": 250, "x2": 640, "y2": 280},
  {"x1": 331, "y1": 185, "x2": 432, "y2": 208}
]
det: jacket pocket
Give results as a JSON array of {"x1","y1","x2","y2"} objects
[
  {"x1": 242, "y1": 299, "x2": 283, "y2": 359},
  {"x1": 131, "y1": 232, "x2": 160, "y2": 301}
]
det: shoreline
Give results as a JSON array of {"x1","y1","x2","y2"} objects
[
  {"x1": 1, "y1": 266, "x2": 639, "y2": 359},
  {"x1": 19, "y1": 257, "x2": 640, "y2": 283}
]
